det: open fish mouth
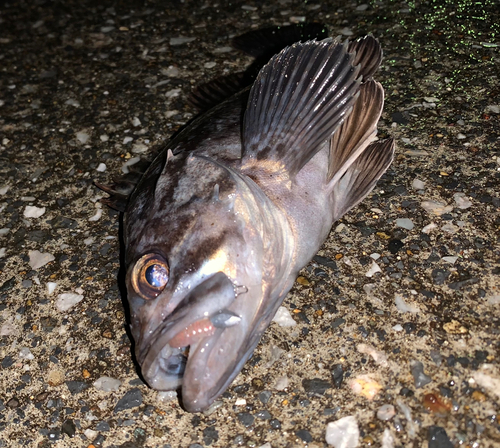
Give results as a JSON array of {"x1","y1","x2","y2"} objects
[{"x1": 138, "y1": 272, "x2": 243, "y2": 398}]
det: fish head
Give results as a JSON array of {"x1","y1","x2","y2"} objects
[{"x1": 124, "y1": 153, "x2": 273, "y2": 411}]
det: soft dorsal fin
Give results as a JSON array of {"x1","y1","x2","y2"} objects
[
  {"x1": 330, "y1": 138, "x2": 395, "y2": 221},
  {"x1": 348, "y1": 35, "x2": 382, "y2": 81},
  {"x1": 241, "y1": 39, "x2": 361, "y2": 177},
  {"x1": 327, "y1": 80, "x2": 384, "y2": 184}
]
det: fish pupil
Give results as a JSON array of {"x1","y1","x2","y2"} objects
[{"x1": 145, "y1": 264, "x2": 168, "y2": 288}]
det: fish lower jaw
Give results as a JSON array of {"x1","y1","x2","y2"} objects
[{"x1": 142, "y1": 344, "x2": 188, "y2": 391}]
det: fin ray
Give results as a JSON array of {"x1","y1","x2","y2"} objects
[{"x1": 242, "y1": 39, "x2": 364, "y2": 176}]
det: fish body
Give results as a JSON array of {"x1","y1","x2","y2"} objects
[{"x1": 113, "y1": 32, "x2": 394, "y2": 412}]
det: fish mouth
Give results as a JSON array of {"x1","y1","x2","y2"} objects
[{"x1": 139, "y1": 271, "x2": 243, "y2": 409}]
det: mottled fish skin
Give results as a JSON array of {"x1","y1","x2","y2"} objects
[{"x1": 122, "y1": 35, "x2": 394, "y2": 412}]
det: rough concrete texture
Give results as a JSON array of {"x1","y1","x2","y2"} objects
[{"x1": 0, "y1": 1, "x2": 499, "y2": 447}]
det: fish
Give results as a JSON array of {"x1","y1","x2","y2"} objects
[{"x1": 98, "y1": 25, "x2": 394, "y2": 412}]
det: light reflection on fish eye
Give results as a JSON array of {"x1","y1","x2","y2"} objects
[{"x1": 131, "y1": 253, "x2": 170, "y2": 300}]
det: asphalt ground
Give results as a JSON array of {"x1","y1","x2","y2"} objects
[{"x1": 0, "y1": 1, "x2": 499, "y2": 447}]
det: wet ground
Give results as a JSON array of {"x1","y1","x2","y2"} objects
[{"x1": 0, "y1": 0, "x2": 499, "y2": 447}]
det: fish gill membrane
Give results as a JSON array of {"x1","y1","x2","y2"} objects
[{"x1": 99, "y1": 27, "x2": 394, "y2": 412}]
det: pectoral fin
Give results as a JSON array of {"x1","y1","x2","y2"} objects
[{"x1": 242, "y1": 39, "x2": 362, "y2": 177}]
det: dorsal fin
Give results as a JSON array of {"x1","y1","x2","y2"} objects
[
  {"x1": 241, "y1": 39, "x2": 362, "y2": 177},
  {"x1": 330, "y1": 138, "x2": 395, "y2": 221},
  {"x1": 348, "y1": 35, "x2": 382, "y2": 80},
  {"x1": 327, "y1": 80, "x2": 384, "y2": 183}
]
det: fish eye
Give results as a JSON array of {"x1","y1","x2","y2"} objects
[{"x1": 131, "y1": 254, "x2": 169, "y2": 300}]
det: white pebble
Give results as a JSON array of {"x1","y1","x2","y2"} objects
[
  {"x1": 365, "y1": 261, "x2": 381, "y2": 277},
  {"x1": 471, "y1": 371, "x2": 500, "y2": 400},
  {"x1": 376, "y1": 404, "x2": 396, "y2": 421},
  {"x1": 356, "y1": 4, "x2": 369, "y2": 10},
  {"x1": 88, "y1": 202, "x2": 103, "y2": 222},
  {"x1": 123, "y1": 136, "x2": 133, "y2": 144},
  {"x1": 56, "y1": 293, "x2": 84, "y2": 312},
  {"x1": 19, "y1": 347, "x2": 34, "y2": 360},
  {"x1": 76, "y1": 131, "x2": 90, "y2": 144},
  {"x1": 93, "y1": 376, "x2": 122, "y2": 392},
  {"x1": 422, "y1": 222, "x2": 437, "y2": 233},
  {"x1": 453, "y1": 193, "x2": 472, "y2": 209},
  {"x1": 442, "y1": 256, "x2": 458, "y2": 264},
  {"x1": 161, "y1": 66, "x2": 180, "y2": 77},
  {"x1": 441, "y1": 223, "x2": 457, "y2": 234},
  {"x1": 487, "y1": 295, "x2": 500, "y2": 305},
  {"x1": 396, "y1": 218, "x2": 414, "y2": 230},
  {"x1": 411, "y1": 178, "x2": 425, "y2": 190},
  {"x1": 65, "y1": 98, "x2": 80, "y2": 107},
  {"x1": 47, "y1": 282, "x2": 58, "y2": 295},
  {"x1": 485, "y1": 105, "x2": 500, "y2": 114},
  {"x1": 96, "y1": 163, "x2": 107, "y2": 172},
  {"x1": 393, "y1": 324, "x2": 403, "y2": 331},
  {"x1": 421, "y1": 200, "x2": 453, "y2": 216},
  {"x1": 273, "y1": 306, "x2": 296, "y2": 327},
  {"x1": 0, "y1": 228, "x2": 9, "y2": 236},
  {"x1": 131, "y1": 116, "x2": 141, "y2": 127},
  {"x1": 381, "y1": 428, "x2": 395, "y2": 448},
  {"x1": 0, "y1": 248, "x2": 5, "y2": 258},
  {"x1": 0, "y1": 185, "x2": 10, "y2": 195},
  {"x1": 204, "y1": 61, "x2": 217, "y2": 69},
  {"x1": 357, "y1": 343, "x2": 388, "y2": 367},
  {"x1": 457, "y1": 133, "x2": 466, "y2": 139},
  {"x1": 370, "y1": 253, "x2": 380, "y2": 260},
  {"x1": 258, "y1": 444, "x2": 272, "y2": 448},
  {"x1": 394, "y1": 294, "x2": 419, "y2": 313},
  {"x1": 100, "y1": 134, "x2": 109, "y2": 142},
  {"x1": 132, "y1": 142, "x2": 148, "y2": 154},
  {"x1": 24, "y1": 205, "x2": 46, "y2": 218},
  {"x1": 166, "y1": 88, "x2": 181, "y2": 98},
  {"x1": 274, "y1": 376, "x2": 289, "y2": 391},
  {"x1": 0, "y1": 319, "x2": 17, "y2": 336},
  {"x1": 121, "y1": 156, "x2": 141, "y2": 173},
  {"x1": 235, "y1": 398, "x2": 247, "y2": 406},
  {"x1": 28, "y1": 250, "x2": 55, "y2": 270},
  {"x1": 339, "y1": 27, "x2": 354, "y2": 36},
  {"x1": 325, "y1": 415, "x2": 359, "y2": 447},
  {"x1": 170, "y1": 36, "x2": 195, "y2": 46},
  {"x1": 84, "y1": 429, "x2": 98, "y2": 440},
  {"x1": 84, "y1": 237, "x2": 94, "y2": 245}
]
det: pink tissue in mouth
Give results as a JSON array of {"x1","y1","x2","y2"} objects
[{"x1": 168, "y1": 318, "x2": 216, "y2": 348}]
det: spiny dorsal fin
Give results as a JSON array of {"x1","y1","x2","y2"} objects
[
  {"x1": 330, "y1": 138, "x2": 395, "y2": 221},
  {"x1": 242, "y1": 39, "x2": 361, "y2": 177}
]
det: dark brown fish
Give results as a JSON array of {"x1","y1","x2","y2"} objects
[{"x1": 100, "y1": 26, "x2": 394, "y2": 412}]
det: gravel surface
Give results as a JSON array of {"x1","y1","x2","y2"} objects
[{"x1": 0, "y1": 1, "x2": 499, "y2": 447}]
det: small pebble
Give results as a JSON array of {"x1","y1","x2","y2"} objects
[
  {"x1": 410, "y1": 360, "x2": 432, "y2": 388},
  {"x1": 365, "y1": 261, "x2": 381, "y2": 277},
  {"x1": 428, "y1": 426, "x2": 454, "y2": 448},
  {"x1": 94, "y1": 376, "x2": 122, "y2": 392},
  {"x1": 24, "y1": 206, "x2": 46, "y2": 218},
  {"x1": 325, "y1": 415, "x2": 359, "y2": 447},
  {"x1": 84, "y1": 429, "x2": 98, "y2": 440},
  {"x1": 349, "y1": 375, "x2": 382, "y2": 400},
  {"x1": 237, "y1": 412, "x2": 254, "y2": 427},
  {"x1": 396, "y1": 218, "x2": 414, "y2": 230},
  {"x1": 96, "y1": 163, "x2": 107, "y2": 172},
  {"x1": 381, "y1": 428, "x2": 395, "y2": 448},
  {"x1": 274, "y1": 376, "x2": 289, "y2": 391},
  {"x1": 421, "y1": 200, "x2": 453, "y2": 216},
  {"x1": 453, "y1": 193, "x2": 472, "y2": 209},
  {"x1": 76, "y1": 131, "x2": 90, "y2": 144},
  {"x1": 377, "y1": 404, "x2": 396, "y2": 421},
  {"x1": 29, "y1": 250, "x2": 55, "y2": 270},
  {"x1": 157, "y1": 390, "x2": 177, "y2": 402},
  {"x1": 272, "y1": 306, "x2": 296, "y2": 327},
  {"x1": 170, "y1": 36, "x2": 196, "y2": 45},
  {"x1": 394, "y1": 294, "x2": 419, "y2": 313},
  {"x1": 56, "y1": 293, "x2": 84, "y2": 312},
  {"x1": 114, "y1": 388, "x2": 143, "y2": 413},
  {"x1": 412, "y1": 178, "x2": 425, "y2": 190}
]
